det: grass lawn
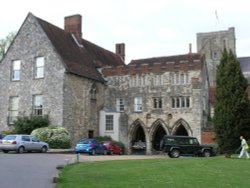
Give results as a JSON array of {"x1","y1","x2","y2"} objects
[{"x1": 56, "y1": 155, "x2": 250, "y2": 188}]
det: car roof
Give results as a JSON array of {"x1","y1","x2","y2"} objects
[{"x1": 163, "y1": 135, "x2": 196, "y2": 139}]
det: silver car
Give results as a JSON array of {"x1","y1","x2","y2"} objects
[{"x1": 0, "y1": 134, "x2": 49, "y2": 153}]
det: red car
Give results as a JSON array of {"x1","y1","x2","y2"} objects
[{"x1": 102, "y1": 141, "x2": 123, "y2": 155}]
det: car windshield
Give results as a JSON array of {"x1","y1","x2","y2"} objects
[
  {"x1": 79, "y1": 139, "x2": 93, "y2": 144},
  {"x1": 3, "y1": 135, "x2": 17, "y2": 140}
]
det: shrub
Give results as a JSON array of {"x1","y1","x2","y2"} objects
[
  {"x1": 31, "y1": 125, "x2": 71, "y2": 149},
  {"x1": 14, "y1": 115, "x2": 49, "y2": 134}
]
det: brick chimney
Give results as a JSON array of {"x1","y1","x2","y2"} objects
[
  {"x1": 64, "y1": 14, "x2": 82, "y2": 41},
  {"x1": 116, "y1": 43, "x2": 125, "y2": 61}
]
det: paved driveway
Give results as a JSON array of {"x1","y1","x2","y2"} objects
[{"x1": 0, "y1": 152, "x2": 72, "y2": 188}]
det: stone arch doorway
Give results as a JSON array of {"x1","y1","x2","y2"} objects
[
  {"x1": 132, "y1": 125, "x2": 146, "y2": 143},
  {"x1": 128, "y1": 119, "x2": 147, "y2": 154},
  {"x1": 174, "y1": 124, "x2": 188, "y2": 136},
  {"x1": 150, "y1": 119, "x2": 169, "y2": 151},
  {"x1": 172, "y1": 119, "x2": 192, "y2": 136},
  {"x1": 152, "y1": 125, "x2": 167, "y2": 150}
]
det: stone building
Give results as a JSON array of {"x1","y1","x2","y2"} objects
[
  {"x1": 3, "y1": 13, "x2": 245, "y2": 154},
  {"x1": 197, "y1": 27, "x2": 236, "y2": 86},
  {"x1": 100, "y1": 54, "x2": 209, "y2": 154},
  {"x1": 0, "y1": 13, "x2": 124, "y2": 144}
]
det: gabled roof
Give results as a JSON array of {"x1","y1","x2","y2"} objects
[{"x1": 32, "y1": 13, "x2": 124, "y2": 82}]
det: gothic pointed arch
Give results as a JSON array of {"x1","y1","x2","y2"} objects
[
  {"x1": 128, "y1": 119, "x2": 147, "y2": 146},
  {"x1": 150, "y1": 119, "x2": 169, "y2": 151},
  {"x1": 172, "y1": 118, "x2": 192, "y2": 136}
]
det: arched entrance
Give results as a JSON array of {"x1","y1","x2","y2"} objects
[
  {"x1": 132, "y1": 125, "x2": 146, "y2": 143},
  {"x1": 129, "y1": 120, "x2": 147, "y2": 154},
  {"x1": 152, "y1": 125, "x2": 167, "y2": 150},
  {"x1": 172, "y1": 119, "x2": 192, "y2": 136},
  {"x1": 174, "y1": 124, "x2": 188, "y2": 136}
]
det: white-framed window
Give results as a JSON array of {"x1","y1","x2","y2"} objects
[
  {"x1": 134, "y1": 97, "x2": 142, "y2": 112},
  {"x1": 11, "y1": 60, "x2": 21, "y2": 81},
  {"x1": 116, "y1": 98, "x2": 124, "y2": 112},
  {"x1": 105, "y1": 115, "x2": 114, "y2": 131},
  {"x1": 32, "y1": 95, "x2": 43, "y2": 115},
  {"x1": 153, "y1": 97, "x2": 162, "y2": 109},
  {"x1": 171, "y1": 96, "x2": 191, "y2": 108},
  {"x1": 35, "y1": 57, "x2": 44, "y2": 78},
  {"x1": 8, "y1": 96, "x2": 19, "y2": 124}
]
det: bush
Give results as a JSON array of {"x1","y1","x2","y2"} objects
[
  {"x1": 14, "y1": 115, "x2": 49, "y2": 134},
  {"x1": 31, "y1": 125, "x2": 71, "y2": 149}
]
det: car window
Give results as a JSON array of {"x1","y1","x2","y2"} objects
[
  {"x1": 22, "y1": 136, "x2": 31, "y2": 142},
  {"x1": 3, "y1": 135, "x2": 16, "y2": 140},
  {"x1": 190, "y1": 138, "x2": 199, "y2": 145},
  {"x1": 178, "y1": 138, "x2": 189, "y2": 145},
  {"x1": 31, "y1": 136, "x2": 40, "y2": 142}
]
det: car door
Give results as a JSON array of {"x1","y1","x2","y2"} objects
[
  {"x1": 187, "y1": 138, "x2": 200, "y2": 155},
  {"x1": 21, "y1": 135, "x2": 32, "y2": 151},
  {"x1": 30, "y1": 136, "x2": 42, "y2": 151}
]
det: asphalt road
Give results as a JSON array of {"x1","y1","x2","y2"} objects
[{"x1": 0, "y1": 152, "x2": 75, "y2": 188}]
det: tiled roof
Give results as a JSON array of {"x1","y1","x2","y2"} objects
[
  {"x1": 33, "y1": 13, "x2": 124, "y2": 82},
  {"x1": 102, "y1": 53, "x2": 204, "y2": 76},
  {"x1": 129, "y1": 53, "x2": 203, "y2": 66},
  {"x1": 238, "y1": 57, "x2": 250, "y2": 73}
]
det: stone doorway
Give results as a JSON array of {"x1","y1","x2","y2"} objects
[
  {"x1": 152, "y1": 125, "x2": 167, "y2": 151},
  {"x1": 174, "y1": 124, "x2": 189, "y2": 136}
]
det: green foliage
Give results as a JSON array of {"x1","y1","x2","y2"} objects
[
  {"x1": 1, "y1": 129, "x2": 17, "y2": 135},
  {"x1": 0, "y1": 31, "x2": 16, "y2": 60},
  {"x1": 14, "y1": 115, "x2": 49, "y2": 134},
  {"x1": 214, "y1": 49, "x2": 250, "y2": 152},
  {"x1": 31, "y1": 125, "x2": 71, "y2": 149}
]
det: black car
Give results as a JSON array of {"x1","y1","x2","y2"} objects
[{"x1": 161, "y1": 135, "x2": 214, "y2": 158}]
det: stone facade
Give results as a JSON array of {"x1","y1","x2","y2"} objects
[
  {"x1": 100, "y1": 55, "x2": 209, "y2": 154},
  {"x1": 0, "y1": 14, "x2": 107, "y2": 144},
  {"x1": 0, "y1": 14, "x2": 65, "y2": 129},
  {"x1": 197, "y1": 27, "x2": 236, "y2": 86}
]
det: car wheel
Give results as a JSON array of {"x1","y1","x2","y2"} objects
[
  {"x1": 170, "y1": 149, "x2": 180, "y2": 158},
  {"x1": 41, "y1": 146, "x2": 48, "y2": 153},
  {"x1": 90, "y1": 149, "x2": 96, "y2": 155},
  {"x1": 119, "y1": 150, "x2": 123, "y2": 155},
  {"x1": 2, "y1": 150, "x2": 9, "y2": 153},
  {"x1": 17, "y1": 146, "x2": 25, "y2": 154},
  {"x1": 110, "y1": 150, "x2": 114, "y2": 155},
  {"x1": 203, "y1": 150, "x2": 212, "y2": 157}
]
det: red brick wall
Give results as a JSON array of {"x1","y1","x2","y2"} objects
[{"x1": 201, "y1": 131, "x2": 217, "y2": 144}]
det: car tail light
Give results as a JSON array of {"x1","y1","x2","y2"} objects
[
  {"x1": 90, "y1": 143, "x2": 94, "y2": 148},
  {"x1": 11, "y1": 141, "x2": 17, "y2": 144}
]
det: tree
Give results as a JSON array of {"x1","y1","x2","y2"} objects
[
  {"x1": 0, "y1": 31, "x2": 16, "y2": 60},
  {"x1": 214, "y1": 49, "x2": 250, "y2": 152}
]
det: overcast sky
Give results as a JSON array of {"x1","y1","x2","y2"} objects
[{"x1": 1, "y1": 0, "x2": 249, "y2": 64}]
